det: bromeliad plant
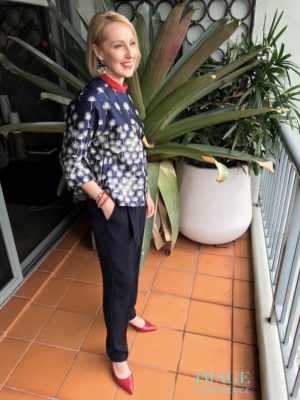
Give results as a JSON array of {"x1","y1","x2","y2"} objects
[{"x1": 0, "y1": 0, "x2": 278, "y2": 265}]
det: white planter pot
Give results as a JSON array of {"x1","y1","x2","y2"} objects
[{"x1": 179, "y1": 162, "x2": 252, "y2": 244}]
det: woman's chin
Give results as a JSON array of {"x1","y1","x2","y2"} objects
[{"x1": 123, "y1": 71, "x2": 135, "y2": 78}]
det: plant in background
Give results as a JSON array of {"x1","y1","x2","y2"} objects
[
  {"x1": 181, "y1": 10, "x2": 300, "y2": 174},
  {"x1": 0, "y1": 0, "x2": 281, "y2": 265}
]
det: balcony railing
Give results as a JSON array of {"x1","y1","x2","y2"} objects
[{"x1": 256, "y1": 123, "x2": 300, "y2": 400}]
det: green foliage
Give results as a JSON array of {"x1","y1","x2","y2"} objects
[{"x1": 183, "y1": 10, "x2": 300, "y2": 174}]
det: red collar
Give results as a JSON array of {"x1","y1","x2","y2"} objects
[{"x1": 99, "y1": 74, "x2": 128, "y2": 93}]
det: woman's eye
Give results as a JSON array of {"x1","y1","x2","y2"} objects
[{"x1": 114, "y1": 42, "x2": 135, "y2": 48}]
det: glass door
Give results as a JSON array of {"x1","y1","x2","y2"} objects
[
  {"x1": 0, "y1": 1, "x2": 79, "y2": 275},
  {"x1": 0, "y1": 183, "x2": 23, "y2": 305},
  {"x1": 0, "y1": 232, "x2": 13, "y2": 290}
]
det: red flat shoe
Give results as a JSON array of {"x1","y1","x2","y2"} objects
[
  {"x1": 111, "y1": 364, "x2": 134, "y2": 395},
  {"x1": 128, "y1": 319, "x2": 157, "y2": 332}
]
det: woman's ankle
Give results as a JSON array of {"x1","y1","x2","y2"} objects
[
  {"x1": 112, "y1": 361, "x2": 131, "y2": 378},
  {"x1": 112, "y1": 360, "x2": 127, "y2": 366}
]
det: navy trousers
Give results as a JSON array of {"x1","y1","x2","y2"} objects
[{"x1": 88, "y1": 199, "x2": 146, "y2": 362}]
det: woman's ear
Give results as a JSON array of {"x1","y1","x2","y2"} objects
[{"x1": 92, "y1": 44, "x2": 101, "y2": 60}]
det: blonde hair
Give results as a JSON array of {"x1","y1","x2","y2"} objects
[{"x1": 86, "y1": 11, "x2": 141, "y2": 78}]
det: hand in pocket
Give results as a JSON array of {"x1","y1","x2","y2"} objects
[{"x1": 101, "y1": 196, "x2": 116, "y2": 220}]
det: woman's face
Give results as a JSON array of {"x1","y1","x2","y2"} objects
[{"x1": 93, "y1": 21, "x2": 139, "y2": 84}]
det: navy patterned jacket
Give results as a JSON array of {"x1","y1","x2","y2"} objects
[{"x1": 59, "y1": 74, "x2": 148, "y2": 207}]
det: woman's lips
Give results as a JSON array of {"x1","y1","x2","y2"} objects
[{"x1": 122, "y1": 62, "x2": 134, "y2": 69}]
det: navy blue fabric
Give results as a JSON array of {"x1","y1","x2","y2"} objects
[
  {"x1": 60, "y1": 77, "x2": 148, "y2": 206},
  {"x1": 88, "y1": 199, "x2": 146, "y2": 361}
]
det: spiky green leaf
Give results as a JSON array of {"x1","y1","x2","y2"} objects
[
  {"x1": 141, "y1": 4, "x2": 194, "y2": 107},
  {"x1": 0, "y1": 54, "x2": 73, "y2": 98},
  {"x1": 0, "y1": 122, "x2": 64, "y2": 134},
  {"x1": 157, "y1": 160, "x2": 179, "y2": 251},
  {"x1": 135, "y1": 3, "x2": 152, "y2": 76},
  {"x1": 152, "y1": 19, "x2": 240, "y2": 106},
  {"x1": 154, "y1": 108, "x2": 274, "y2": 143},
  {"x1": 127, "y1": 72, "x2": 145, "y2": 119},
  {"x1": 146, "y1": 142, "x2": 273, "y2": 172},
  {"x1": 139, "y1": 162, "x2": 160, "y2": 269},
  {"x1": 74, "y1": 0, "x2": 90, "y2": 30},
  {"x1": 40, "y1": 92, "x2": 73, "y2": 105},
  {"x1": 48, "y1": 35, "x2": 90, "y2": 82},
  {"x1": 7, "y1": 36, "x2": 85, "y2": 90},
  {"x1": 145, "y1": 61, "x2": 259, "y2": 137}
]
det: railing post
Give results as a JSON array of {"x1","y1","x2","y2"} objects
[{"x1": 254, "y1": 124, "x2": 300, "y2": 400}]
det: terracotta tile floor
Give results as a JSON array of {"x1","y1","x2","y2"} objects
[{"x1": 0, "y1": 213, "x2": 260, "y2": 399}]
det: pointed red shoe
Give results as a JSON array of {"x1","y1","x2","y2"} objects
[
  {"x1": 128, "y1": 319, "x2": 157, "y2": 332},
  {"x1": 111, "y1": 364, "x2": 134, "y2": 395}
]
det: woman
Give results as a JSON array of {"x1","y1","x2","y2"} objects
[{"x1": 60, "y1": 11, "x2": 156, "y2": 395}]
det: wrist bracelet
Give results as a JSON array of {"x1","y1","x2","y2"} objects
[
  {"x1": 97, "y1": 196, "x2": 107, "y2": 209},
  {"x1": 95, "y1": 190, "x2": 104, "y2": 201},
  {"x1": 95, "y1": 190, "x2": 105, "y2": 207},
  {"x1": 98, "y1": 192, "x2": 109, "y2": 208},
  {"x1": 99, "y1": 194, "x2": 110, "y2": 208}
]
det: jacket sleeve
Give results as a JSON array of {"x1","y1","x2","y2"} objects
[{"x1": 59, "y1": 91, "x2": 98, "y2": 192}]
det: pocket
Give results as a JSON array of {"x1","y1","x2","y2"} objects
[{"x1": 107, "y1": 203, "x2": 118, "y2": 221}]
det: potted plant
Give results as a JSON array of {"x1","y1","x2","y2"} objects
[
  {"x1": 179, "y1": 11, "x2": 300, "y2": 244},
  {"x1": 0, "y1": 0, "x2": 279, "y2": 265}
]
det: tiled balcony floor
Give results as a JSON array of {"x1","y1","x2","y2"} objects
[{"x1": 0, "y1": 213, "x2": 260, "y2": 399}]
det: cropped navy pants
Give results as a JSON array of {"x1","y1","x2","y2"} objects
[{"x1": 88, "y1": 199, "x2": 146, "y2": 362}]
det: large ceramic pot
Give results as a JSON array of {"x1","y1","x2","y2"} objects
[{"x1": 179, "y1": 162, "x2": 252, "y2": 244}]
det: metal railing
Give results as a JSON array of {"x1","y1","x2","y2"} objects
[{"x1": 258, "y1": 124, "x2": 300, "y2": 399}]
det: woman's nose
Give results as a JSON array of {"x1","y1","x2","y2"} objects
[{"x1": 125, "y1": 45, "x2": 134, "y2": 58}]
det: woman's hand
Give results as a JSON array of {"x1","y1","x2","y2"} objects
[
  {"x1": 146, "y1": 193, "x2": 155, "y2": 218},
  {"x1": 101, "y1": 196, "x2": 116, "y2": 220}
]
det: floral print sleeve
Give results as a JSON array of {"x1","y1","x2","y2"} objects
[{"x1": 60, "y1": 90, "x2": 101, "y2": 196}]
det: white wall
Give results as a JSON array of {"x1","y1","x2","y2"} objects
[{"x1": 252, "y1": 0, "x2": 300, "y2": 86}]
